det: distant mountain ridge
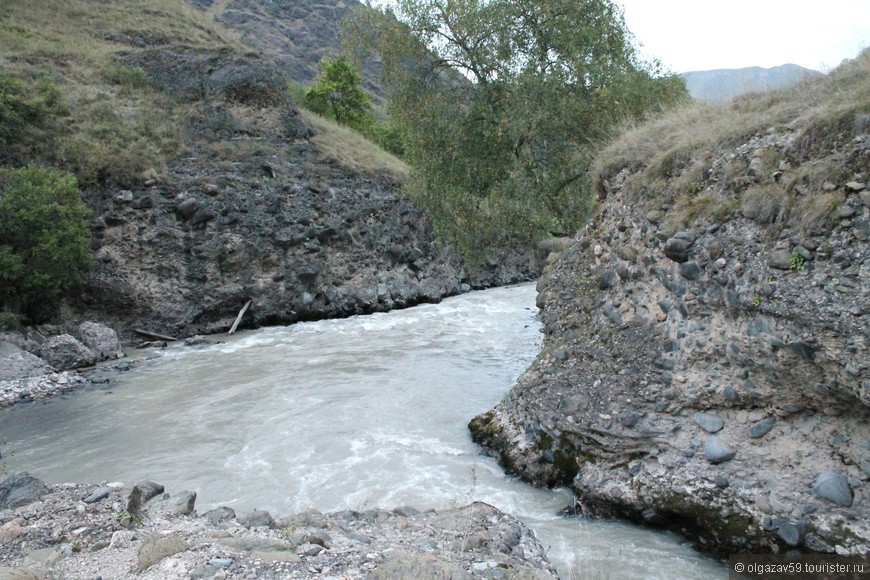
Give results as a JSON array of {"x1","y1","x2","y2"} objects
[{"x1": 682, "y1": 63, "x2": 821, "y2": 103}]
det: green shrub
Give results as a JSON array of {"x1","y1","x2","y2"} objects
[{"x1": 0, "y1": 166, "x2": 92, "y2": 322}]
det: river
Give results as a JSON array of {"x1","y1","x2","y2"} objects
[{"x1": 0, "y1": 284, "x2": 725, "y2": 578}]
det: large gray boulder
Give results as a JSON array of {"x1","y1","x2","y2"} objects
[
  {"x1": 0, "y1": 342, "x2": 52, "y2": 380},
  {"x1": 0, "y1": 472, "x2": 48, "y2": 509},
  {"x1": 78, "y1": 321, "x2": 124, "y2": 361},
  {"x1": 38, "y1": 334, "x2": 97, "y2": 370}
]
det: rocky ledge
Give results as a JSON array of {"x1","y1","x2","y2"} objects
[
  {"x1": 0, "y1": 473, "x2": 556, "y2": 579},
  {"x1": 471, "y1": 129, "x2": 869, "y2": 557}
]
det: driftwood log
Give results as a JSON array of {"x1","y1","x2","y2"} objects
[
  {"x1": 133, "y1": 329, "x2": 177, "y2": 342},
  {"x1": 228, "y1": 300, "x2": 252, "y2": 335}
]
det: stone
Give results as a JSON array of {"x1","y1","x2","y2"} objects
[
  {"x1": 837, "y1": 205, "x2": 857, "y2": 219},
  {"x1": 149, "y1": 490, "x2": 196, "y2": 515},
  {"x1": 84, "y1": 486, "x2": 111, "y2": 504},
  {"x1": 768, "y1": 251, "x2": 793, "y2": 270},
  {"x1": 79, "y1": 322, "x2": 123, "y2": 361},
  {"x1": 694, "y1": 412, "x2": 725, "y2": 433},
  {"x1": 0, "y1": 473, "x2": 48, "y2": 509},
  {"x1": 131, "y1": 195, "x2": 153, "y2": 210},
  {"x1": 748, "y1": 417, "x2": 776, "y2": 439},
  {"x1": 205, "y1": 506, "x2": 236, "y2": 523},
  {"x1": 812, "y1": 470, "x2": 853, "y2": 507},
  {"x1": 393, "y1": 506, "x2": 421, "y2": 517},
  {"x1": 619, "y1": 412, "x2": 639, "y2": 428},
  {"x1": 664, "y1": 237, "x2": 693, "y2": 263},
  {"x1": 241, "y1": 509, "x2": 275, "y2": 528},
  {"x1": 0, "y1": 521, "x2": 22, "y2": 543},
  {"x1": 0, "y1": 344, "x2": 52, "y2": 381},
  {"x1": 137, "y1": 534, "x2": 189, "y2": 572},
  {"x1": 176, "y1": 198, "x2": 199, "y2": 221},
  {"x1": 598, "y1": 270, "x2": 617, "y2": 290},
  {"x1": 703, "y1": 436, "x2": 736, "y2": 464},
  {"x1": 646, "y1": 210, "x2": 663, "y2": 224},
  {"x1": 714, "y1": 474, "x2": 729, "y2": 489},
  {"x1": 616, "y1": 246, "x2": 638, "y2": 263},
  {"x1": 775, "y1": 520, "x2": 803, "y2": 546},
  {"x1": 38, "y1": 334, "x2": 97, "y2": 370},
  {"x1": 679, "y1": 261, "x2": 702, "y2": 281}
]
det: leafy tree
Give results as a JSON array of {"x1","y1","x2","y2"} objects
[
  {"x1": 0, "y1": 166, "x2": 91, "y2": 322},
  {"x1": 305, "y1": 56, "x2": 375, "y2": 132},
  {"x1": 344, "y1": 0, "x2": 688, "y2": 255}
]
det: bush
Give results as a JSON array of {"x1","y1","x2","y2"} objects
[{"x1": 0, "y1": 166, "x2": 92, "y2": 322}]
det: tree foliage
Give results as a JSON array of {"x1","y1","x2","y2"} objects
[
  {"x1": 344, "y1": 0, "x2": 688, "y2": 255},
  {"x1": 0, "y1": 166, "x2": 91, "y2": 322},
  {"x1": 305, "y1": 56, "x2": 375, "y2": 132}
]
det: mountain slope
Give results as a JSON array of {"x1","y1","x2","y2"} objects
[{"x1": 683, "y1": 63, "x2": 821, "y2": 103}]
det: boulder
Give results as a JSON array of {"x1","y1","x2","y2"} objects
[
  {"x1": 78, "y1": 321, "x2": 123, "y2": 361},
  {"x1": 0, "y1": 343, "x2": 52, "y2": 380},
  {"x1": 38, "y1": 334, "x2": 97, "y2": 370},
  {"x1": 0, "y1": 473, "x2": 48, "y2": 509}
]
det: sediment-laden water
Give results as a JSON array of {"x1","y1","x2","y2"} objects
[{"x1": 0, "y1": 284, "x2": 724, "y2": 578}]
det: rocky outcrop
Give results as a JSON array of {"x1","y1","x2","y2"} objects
[
  {"x1": 73, "y1": 46, "x2": 538, "y2": 340},
  {"x1": 0, "y1": 474, "x2": 556, "y2": 578},
  {"x1": 471, "y1": 127, "x2": 869, "y2": 556}
]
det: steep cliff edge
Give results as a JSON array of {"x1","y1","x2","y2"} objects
[{"x1": 471, "y1": 53, "x2": 870, "y2": 557}]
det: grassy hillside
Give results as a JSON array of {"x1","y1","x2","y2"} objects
[
  {"x1": 0, "y1": 0, "x2": 401, "y2": 186},
  {"x1": 593, "y1": 48, "x2": 870, "y2": 234}
]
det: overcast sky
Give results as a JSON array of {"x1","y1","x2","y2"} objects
[
  {"x1": 371, "y1": 1, "x2": 869, "y2": 74},
  {"x1": 617, "y1": 0, "x2": 870, "y2": 73}
]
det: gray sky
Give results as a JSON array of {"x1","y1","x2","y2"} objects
[
  {"x1": 618, "y1": 0, "x2": 870, "y2": 72},
  {"x1": 371, "y1": 1, "x2": 869, "y2": 73}
]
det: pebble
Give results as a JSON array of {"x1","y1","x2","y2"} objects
[
  {"x1": 812, "y1": 470, "x2": 853, "y2": 507},
  {"x1": 747, "y1": 417, "x2": 775, "y2": 439},
  {"x1": 704, "y1": 436, "x2": 736, "y2": 464},
  {"x1": 694, "y1": 412, "x2": 725, "y2": 433}
]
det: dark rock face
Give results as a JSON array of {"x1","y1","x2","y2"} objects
[
  {"x1": 76, "y1": 105, "x2": 538, "y2": 340},
  {"x1": 470, "y1": 131, "x2": 869, "y2": 556}
]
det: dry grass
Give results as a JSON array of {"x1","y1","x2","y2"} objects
[
  {"x1": 593, "y1": 48, "x2": 870, "y2": 233},
  {"x1": 0, "y1": 0, "x2": 240, "y2": 184},
  {"x1": 302, "y1": 110, "x2": 409, "y2": 181}
]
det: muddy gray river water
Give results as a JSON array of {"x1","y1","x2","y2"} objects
[{"x1": 0, "y1": 284, "x2": 725, "y2": 578}]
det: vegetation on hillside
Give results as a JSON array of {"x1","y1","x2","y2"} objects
[
  {"x1": 593, "y1": 48, "x2": 870, "y2": 234},
  {"x1": 344, "y1": 0, "x2": 688, "y2": 257},
  {"x1": 0, "y1": 167, "x2": 91, "y2": 323}
]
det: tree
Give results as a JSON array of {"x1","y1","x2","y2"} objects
[
  {"x1": 304, "y1": 56, "x2": 375, "y2": 132},
  {"x1": 344, "y1": 0, "x2": 688, "y2": 255},
  {"x1": 0, "y1": 166, "x2": 91, "y2": 322}
]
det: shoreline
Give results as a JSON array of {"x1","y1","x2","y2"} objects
[{"x1": 0, "y1": 473, "x2": 557, "y2": 579}]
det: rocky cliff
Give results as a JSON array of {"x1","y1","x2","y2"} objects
[
  {"x1": 67, "y1": 46, "x2": 537, "y2": 340},
  {"x1": 471, "y1": 55, "x2": 870, "y2": 557}
]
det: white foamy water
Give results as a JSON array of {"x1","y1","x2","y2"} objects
[{"x1": 0, "y1": 284, "x2": 725, "y2": 578}]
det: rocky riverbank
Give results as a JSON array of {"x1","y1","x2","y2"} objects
[
  {"x1": 470, "y1": 86, "x2": 870, "y2": 556},
  {"x1": 0, "y1": 473, "x2": 556, "y2": 579}
]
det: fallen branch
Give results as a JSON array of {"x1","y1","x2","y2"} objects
[
  {"x1": 228, "y1": 299, "x2": 252, "y2": 335},
  {"x1": 133, "y1": 329, "x2": 177, "y2": 342}
]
